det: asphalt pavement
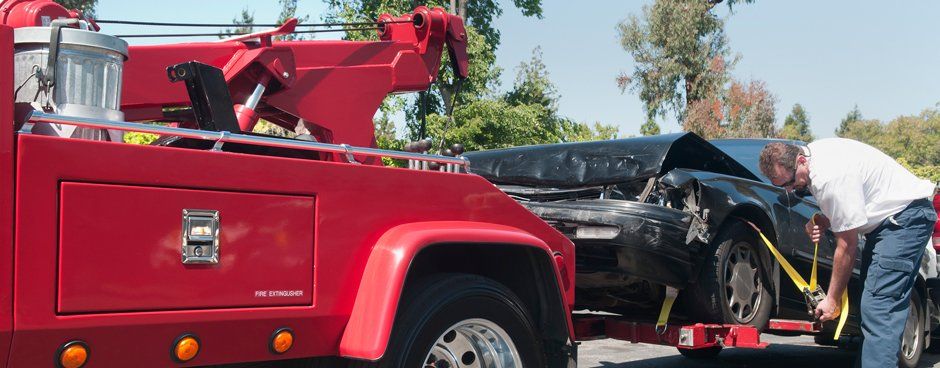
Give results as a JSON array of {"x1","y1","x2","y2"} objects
[{"x1": 577, "y1": 334, "x2": 940, "y2": 368}]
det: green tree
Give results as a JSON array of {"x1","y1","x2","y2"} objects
[
  {"x1": 835, "y1": 104, "x2": 862, "y2": 137},
  {"x1": 617, "y1": 0, "x2": 734, "y2": 125},
  {"x1": 324, "y1": 0, "x2": 542, "y2": 48},
  {"x1": 780, "y1": 103, "x2": 813, "y2": 142},
  {"x1": 222, "y1": 8, "x2": 255, "y2": 37},
  {"x1": 55, "y1": 0, "x2": 96, "y2": 18},
  {"x1": 682, "y1": 78, "x2": 777, "y2": 139},
  {"x1": 560, "y1": 120, "x2": 619, "y2": 142},
  {"x1": 324, "y1": 0, "x2": 544, "y2": 141},
  {"x1": 837, "y1": 108, "x2": 940, "y2": 182},
  {"x1": 721, "y1": 79, "x2": 776, "y2": 138},
  {"x1": 426, "y1": 46, "x2": 617, "y2": 150},
  {"x1": 837, "y1": 118, "x2": 883, "y2": 146},
  {"x1": 504, "y1": 46, "x2": 557, "y2": 113},
  {"x1": 639, "y1": 119, "x2": 660, "y2": 136},
  {"x1": 276, "y1": 0, "x2": 312, "y2": 41}
]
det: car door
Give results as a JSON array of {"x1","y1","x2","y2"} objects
[{"x1": 784, "y1": 191, "x2": 864, "y2": 327}]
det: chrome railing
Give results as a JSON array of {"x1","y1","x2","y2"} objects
[{"x1": 23, "y1": 111, "x2": 469, "y2": 173}]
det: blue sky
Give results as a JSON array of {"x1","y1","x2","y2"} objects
[{"x1": 98, "y1": 0, "x2": 940, "y2": 139}]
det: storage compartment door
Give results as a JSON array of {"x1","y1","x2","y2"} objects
[{"x1": 57, "y1": 182, "x2": 315, "y2": 314}]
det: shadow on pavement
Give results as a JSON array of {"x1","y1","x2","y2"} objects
[{"x1": 583, "y1": 338, "x2": 940, "y2": 368}]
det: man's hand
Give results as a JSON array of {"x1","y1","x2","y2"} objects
[
  {"x1": 814, "y1": 295, "x2": 841, "y2": 322},
  {"x1": 805, "y1": 214, "x2": 831, "y2": 243}
]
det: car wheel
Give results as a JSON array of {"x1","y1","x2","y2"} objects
[
  {"x1": 357, "y1": 273, "x2": 544, "y2": 368},
  {"x1": 677, "y1": 346, "x2": 722, "y2": 359},
  {"x1": 687, "y1": 220, "x2": 773, "y2": 330},
  {"x1": 899, "y1": 288, "x2": 925, "y2": 368}
]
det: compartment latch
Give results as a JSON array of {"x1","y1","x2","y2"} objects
[{"x1": 182, "y1": 209, "x2": 220, "y2": 264}]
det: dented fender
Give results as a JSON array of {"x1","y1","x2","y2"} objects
[{"x1": 660, "y1": 168, "x2": 785, "y2": 245}]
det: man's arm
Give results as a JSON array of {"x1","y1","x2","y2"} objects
[{"x1": 815, "y1": 228, "x2": 858, "y2": 321}]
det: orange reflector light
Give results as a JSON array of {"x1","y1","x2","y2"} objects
[
  {"x1": 271, "y1": 328, "x2": 294, "y2": 354},
  {"x1": 173, "y1": 335, "x2": 200, "y2": 362},
  {"x1": 58, "y1": 341, "x2": 89, "y2": 368}
]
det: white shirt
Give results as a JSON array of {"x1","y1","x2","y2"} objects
[{"x1": 806, "y1": 138, "x2": 935, "y2": 234}]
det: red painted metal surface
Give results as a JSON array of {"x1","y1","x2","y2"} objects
[
  {"x1": 0, "y1": 25, "x2": 12, "y2": 368},
  {"x1": 589, "y1": 318, "x2": 768, "y2": 350},
  {"x1": 57, "y1": 182, "x2": 314, "y2": 314},
  {"x1": 573, "y1": 316, "x2": 826, "y2": 350},
  {"x1": 767, "y1": 319, "x2": 821, "y2": 333},
  {"x1": 118, "y1": 6, "x2": 468, "y2": 156},
  {"x1": 0, "y1": 0, "x2": 69, "y2": 28},
  {"x1": 12, "y1": 134, "x2": 574, "y2": 367},
  {"x1": 339, "y1": 221, "x2": 562, "y2": 360}
]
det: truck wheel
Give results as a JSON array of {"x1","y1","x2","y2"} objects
[
  {"x1": 899, "y1": 288, "x2": 925, "y2": 368},
  {"x1": 677, "y1": 346, "x2": 722, "y2": 359},
  {"x1": 686, "y1": 220, "x2": 772, "y2": 330},
  {"x1": 366, "y1": 273, "x2": 544, "y2": 368}
]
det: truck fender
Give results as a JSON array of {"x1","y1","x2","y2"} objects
[{"x1": 338, "y1": 221, "x2": 558, "y2": 361}]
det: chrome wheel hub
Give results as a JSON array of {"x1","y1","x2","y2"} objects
[
  {"x1": 424, "y1": 318, "x2": 521, "y2": 368},
  {"x1": 724, "y1": 241, "x2": 763, "y2": 322},
  {"x1": 901, "y1": 302, "x2": 920, "y2": 360}
]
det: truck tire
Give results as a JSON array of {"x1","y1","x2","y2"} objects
[
  {"x1": 355, "y1": 273, "x2": 544, "y2": 368},
  {"x1": 899, "y1": 287, "x2": 925, "y2": 368},
  {"x1": 686, "y1": 220, "x2": 772, "y2": 331}
]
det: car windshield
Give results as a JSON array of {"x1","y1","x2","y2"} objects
[{"x1": 709, "y1": 139, "x2": 804, "y2": 184}]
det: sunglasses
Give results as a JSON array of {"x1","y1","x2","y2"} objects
[{"x1": 778, "y1": 169, "x2": 796, "y2": 188}]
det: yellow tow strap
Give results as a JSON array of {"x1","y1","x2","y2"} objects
[
  {"x1": 656, "y1": 287, "x2": 679, "y2": 333},
  {"x1": 746, "y1": 220, "x2": 848, "y2": 340}
]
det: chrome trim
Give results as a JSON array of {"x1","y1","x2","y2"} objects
[
  {"x1": 339, "y1": 143, "x2": 359, "y2": 164},
  {"x1": 244, "y1": 83, "x2": 266, "y2": 110},
  {"x1": 24, "y1": 111, "x2": 470, "y2": 170},
  {"x1": 181, "y1": 209, "x2": 220, "y2": 264}
]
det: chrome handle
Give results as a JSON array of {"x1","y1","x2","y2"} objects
[{"x1": 181, "y1": 209, "x2": 220, "y2": 264}]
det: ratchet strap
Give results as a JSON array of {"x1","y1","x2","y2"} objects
[
  {"x1": 655, "y1": 286, "x2": 679, "y2": 334},
  {"x1": 745, "y1": 220, "x2": 848, "y2": 340}
]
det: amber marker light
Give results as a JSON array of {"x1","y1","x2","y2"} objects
[
  {"x1": 57, "y1": 341, "x2": 89, "y2": 368},
  {"x1": 270, "y1": 328, "x2": 294, "y2": 354},
  {"x1": 172, "y1": 334, "x2": 200, "y2": 362}
]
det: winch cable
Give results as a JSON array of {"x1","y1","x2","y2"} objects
[
  {"x1": 114, "y1": 28, "x2": 384, "y2": 38},
  {"x1": 744, "y1": 220, "x2": 848, "y2": 340},
  {"x1": 95, "y1": 20, "x2": 412, "y2": 27},
  {"x1": 102, "y1": 19, "x2": 414, "y2": 38}
]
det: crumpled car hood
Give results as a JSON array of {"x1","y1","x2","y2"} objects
[{"x1": 464, "y1": 132, "x2": 758, "y2": 188}]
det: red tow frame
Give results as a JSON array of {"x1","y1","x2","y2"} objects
[{"x1": 573, "y1": 316, "x2": 822, "y2": 351}]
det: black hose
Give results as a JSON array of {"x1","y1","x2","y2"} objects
[
  {"x1": 97, "y1": 19, "x2": 412, "y2": 27},
  {"x1": 115, "y1": 27, "x2": 383, "y2": 38}
]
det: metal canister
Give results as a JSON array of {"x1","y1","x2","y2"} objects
[{"x1": 13, "y1": 25, "x2": 128, "y2": 140}]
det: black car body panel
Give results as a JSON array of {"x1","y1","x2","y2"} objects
[
  {"x1": 467, "y1": 133, "x2": 758, "y2": 188},
  {"x1": 523, "y1": 199, "x2": 696, "y2": 289},
  {"x1": 465, "y1": 135, "x2": 871, "y2": 333}
]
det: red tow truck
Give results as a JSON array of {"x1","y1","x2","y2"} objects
[{"x1": 0, "y1": 1, "x2": 843, "y2": 367}]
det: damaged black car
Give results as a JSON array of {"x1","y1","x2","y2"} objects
[{"x1": 465, "y1": 133, "x2": 932, "y2": 364}]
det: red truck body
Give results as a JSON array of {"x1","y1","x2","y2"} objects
[{"x1": 0, "y1": 1, "x2": 576, "y2": 366}]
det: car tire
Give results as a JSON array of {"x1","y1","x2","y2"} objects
[
  {"x1": 351, "y1": 273, "x2": 545, "y2": 368},
  {"x1": 677, "y1": 346, "x2": 722, "y2": 359},
  {"x1": 686, "y1": 220, "x2": 773, "y2": 330},
  {"x1": 899, "y1": 287, "x2": 925, "y2": 368}
]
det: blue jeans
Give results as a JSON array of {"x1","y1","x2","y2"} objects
[{"x1": 859, "y1": 198, "x2": 937, "y2": 368}]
